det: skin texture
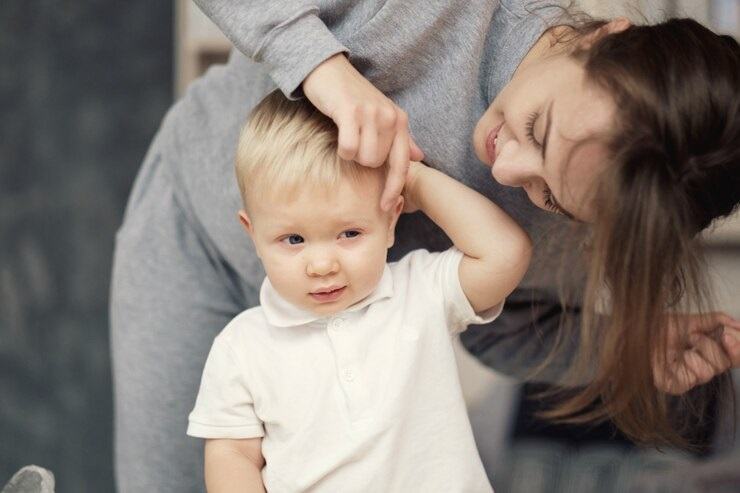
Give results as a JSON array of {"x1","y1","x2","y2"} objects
[{"x1": 239, "y1": 175, "x2": 402, "y2": 317}]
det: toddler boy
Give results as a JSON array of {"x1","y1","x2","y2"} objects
[{"x1": 187, "y1": 91, "x2": 531, "y2": 492}]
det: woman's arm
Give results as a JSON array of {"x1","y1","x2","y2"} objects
[
  {"x1": 204, "y1": 438, "x2": 265, "y2": 493},
  {"x1": 404, "y1": 162, "x2": 532, "y2": 313},
  {"x1": 191, "y1": 0, "x2": 423, "y2": 209}
]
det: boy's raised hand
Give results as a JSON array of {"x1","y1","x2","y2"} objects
[
  {"x1": 303, "y1": 54, "x2": 424, "y2": 210},
  {"x1": 401, "y1": 161, "x2": 426, "y2": 214}
]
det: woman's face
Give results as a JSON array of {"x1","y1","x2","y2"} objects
[{"x1": 473, "y1": 46, "x2": 617, "y2": 222}]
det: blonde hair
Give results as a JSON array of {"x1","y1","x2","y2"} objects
[{"x1": 235, "y1": 90, "x2": 385, "y2": 209}]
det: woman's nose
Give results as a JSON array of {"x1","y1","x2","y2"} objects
[
  {"x1": 490, "y1": 140, "x2": 541, "y2": 187},
  {"x1": 306, "y1": 250, "x2": 339, "y2": 277}
]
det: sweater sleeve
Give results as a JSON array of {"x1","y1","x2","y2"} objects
[{"x1": 191, "y1": 1, "x2": 351, "y2": 98}]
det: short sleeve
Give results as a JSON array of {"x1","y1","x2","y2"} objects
[
  {"x1": 409, "y1": 248, "x2": 504, "y2": 335},
  {"x1": 187, "y1": 336, "x2": 264, "y2": 439}
]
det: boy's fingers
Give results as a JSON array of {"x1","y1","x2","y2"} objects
[{"x1": 382, "y1": 128, "x2": 411, "y2": 211}]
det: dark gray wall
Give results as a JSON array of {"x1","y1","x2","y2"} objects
[{"x1": 0, "y1": 2, "x2": 172, "y2": 490}]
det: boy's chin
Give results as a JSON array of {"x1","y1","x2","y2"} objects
[{"x1": 306, "y1": 301, "x2": 349, "y2": 317}]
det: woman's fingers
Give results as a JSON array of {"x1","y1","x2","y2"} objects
[
  {"x1": 655, "y1": 351, "x2": 698, "y2": 394},
  {"x1": 302, "y1": 54, "x2": 421, "y2": 181},
  {"x1": 690, "y1": 335, "x2": 732, "y2": 375},
  {"x1": 691, "y1": 311, "x2": 740, "y2": 333},
  {"x1": 655, "y1": 336, "x2": 732, "y2": 394},
  {"x1": 335, "y1": 108, "x2": 360, "y2": 161},
  {"x1": 382, "y1": 118, "x2": 411, "y2": 211},
  {"x1": 356, "y1": 104, "x2": 397, "y2": 167},
  {"x1": 682, "y1": 349, "x2": 715, "y2": 387},
  {"x1": 722, "y1": 326, "x2": 740, "y2": 366},
  {"x1": 713, "y1": 312, "x2": 740, "y2": 330}
]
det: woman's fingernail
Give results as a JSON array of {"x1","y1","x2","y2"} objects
[{"x1": 724, "y1": 331, "x2": 739, "y2": 344}]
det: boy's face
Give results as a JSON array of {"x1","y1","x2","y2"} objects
[{"x1": 240, "y1": 174, "x2": 403, "y2": 316}]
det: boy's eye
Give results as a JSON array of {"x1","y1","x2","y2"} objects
[
  {"x1": 340, "y1": 230, "x2": 361, "y2": 239},
  {"x1": 282, "y1": 234, "x2": 304, "y2": 245}
]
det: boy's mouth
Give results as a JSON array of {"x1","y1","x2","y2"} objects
[{"x1": 309, "y1": 286, "x2": 346, "y2": 303}]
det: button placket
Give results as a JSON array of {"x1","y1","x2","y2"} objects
[
  {"x1": 342, "y1": 367, "x2": 355, "y2": 382},
  {"x1": 325, "y1": 315, "x2": 366, "y2": 420}
]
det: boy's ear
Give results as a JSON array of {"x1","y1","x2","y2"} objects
[
  {"x1": 386, "y1": 195, "x2": 404, "y2": 248},
  {"x1": 238, "y1": 209, "x2": 254, "y2": 236},
  {"x1": 239, "y1": 210, "x2": 262, "y2": 258}
]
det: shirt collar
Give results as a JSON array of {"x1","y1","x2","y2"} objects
[{"x1": 260, "y1": 264, "x2": 394, "y2": 328}]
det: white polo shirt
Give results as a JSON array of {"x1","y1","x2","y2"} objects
[{"x1": 188, "y1": 248, "x2": 502, "y2": 492}]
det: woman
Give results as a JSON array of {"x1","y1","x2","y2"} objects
[{"x1": 110, "y1": 0, "x2": 740, "y2": 491}]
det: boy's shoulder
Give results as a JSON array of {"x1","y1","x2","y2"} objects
[
  {"x1": 388, "y1": 247, "x2": 459, "y2": 277},
  {"x1": 215, "y1": 305, "x2": 271, "y2": 346}
]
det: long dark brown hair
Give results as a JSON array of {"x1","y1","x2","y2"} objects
[{"x1": 540, "y1": 15, "x2": 740, "y2": 449}]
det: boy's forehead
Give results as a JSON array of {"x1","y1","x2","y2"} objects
[{"x1": 251, "y1": 174, "x2": 385, "y2": 226}]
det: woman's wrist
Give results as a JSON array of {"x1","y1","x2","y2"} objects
[{"x1": 302, "y1": 53, "x2": 352, "y2": 106}]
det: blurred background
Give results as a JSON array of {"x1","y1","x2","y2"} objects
[{"x1": 1, "y1": 1, "x2": 738, "y2": 491}]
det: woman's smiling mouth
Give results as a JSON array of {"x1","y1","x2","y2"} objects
[{"x1": 485, "y1": 122, "x2": 504, "y2": 165}]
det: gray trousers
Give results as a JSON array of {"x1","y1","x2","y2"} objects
[{"x1": 110, "y1": 145, "x2": 259, "y2": 492}]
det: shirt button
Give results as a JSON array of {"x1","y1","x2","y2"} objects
[
  {"x1": 332, "y1": 318, "x2": 345, "y2": 330},
  {"x1": 342, "y1": 368, "x2": 355, "y2": 382}
]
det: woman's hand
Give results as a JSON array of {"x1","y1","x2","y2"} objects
[
  {"x1": 653, "y1": 312, "x2": 740, "y2": 395},
  {"x1": 302, "y1": 54, "x2": 424, "y2": 210}
]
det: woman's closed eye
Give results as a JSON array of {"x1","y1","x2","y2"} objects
[
  {"x1": 543, "y1": 187, "x2": 567, "y2": 216},
  {"x1": 525, "y1": 111, "x2": 541, "y2": 147}
]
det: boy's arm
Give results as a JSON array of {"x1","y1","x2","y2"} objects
[
  {"x1": 205, "y1": 438, "x2": 266, "y2": 493},
  {"x1": 404, "y1": 162, "x2": 532, "y2": 313}
]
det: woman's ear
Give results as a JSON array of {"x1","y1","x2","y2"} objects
[
  {"x1": 386, "y1": 195, "x2": 404, "y2": 248},
  {"x1": 579, "y1": 17, "x2": 632, "y2": 49}
]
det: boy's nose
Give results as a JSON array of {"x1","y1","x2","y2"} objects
[{"x1": 306, "y1": 255, "x2": 340, "y2": 277}]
